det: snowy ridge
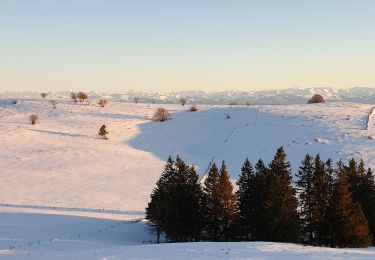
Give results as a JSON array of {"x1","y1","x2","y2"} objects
[{"x1": 2, "y1": 87, "x2": 375, "y2": 105}]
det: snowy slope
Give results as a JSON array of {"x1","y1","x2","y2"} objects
[
  {"x1": 2, "y1": 99, "x2": 375, "y2": 259},
  {"x1": 1, "y1": 100, "x2": 375, "y2": 211}
]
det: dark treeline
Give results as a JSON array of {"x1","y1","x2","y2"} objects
[{"x1": 146, "y1": 147, "x2": 375, "y2": 248}]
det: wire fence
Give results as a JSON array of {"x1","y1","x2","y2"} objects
[{"x1": 0, "y1": 203, "x2": 145, "y2": 216}]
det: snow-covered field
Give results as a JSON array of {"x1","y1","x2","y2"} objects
[
  {"x1": 1, "y1": 99, "x2": 375, "y2": 258},
  {"x1": 1, "y1": 99, "x2": 375, "y2": 210},
  {"x1": 1, "y1": 211, "x2": 375, "y2": 259}
]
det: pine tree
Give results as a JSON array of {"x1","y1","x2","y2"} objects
[
  {"x1": 324, "y1": 171, "x2": 372, "y2": 248},
  {"x1": 146, "y1": 156, "x2": 203, "y2": 242},
  {"x1": 235, "y1": 159, "x2": 255, "y2": 240},
  {"x1": 264, "y1": 147, "x2": 300, "y2": 242},
  {"x1": 252, "y1": 159, "x2": 271, "y2": 241},
  {"x1": 203, "y1": 163, "x2": 221, "y2": 241},
  {"x1": 311, "y1": 155, "x2": 333, "y2": 245},
  {"x1": 219, "y1": 161, "x2": 236, "y2": 241},
  {"x1": 345, "y1": 159, "x2": 375, "y2": 245},
  {"x1": 98, "y1": 124, "x2": 108, "y2": 139},
  {"x1": 163, "y1": 156, "x2": 203, "y2": 242},
  {"x1": 296, "y1": 153, "x2": 314, "y2": 244},
  {"x1": 146, "y1": 156, "x2": 175, "y2": 243},
  {"x1": 203, "y1": 161, "x2": 236, "y2": 241}
]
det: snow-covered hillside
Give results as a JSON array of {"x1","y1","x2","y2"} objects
[
  {"x1": 2, "y1": 99, "x2": 375, "y2": 259},
  {"x1": 1, "y1": 99, "x2": 375, "y2": 211}
]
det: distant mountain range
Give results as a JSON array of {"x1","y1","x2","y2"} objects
[{"x1": 2, "y1": 87, "x2": 375, "y2": 105}]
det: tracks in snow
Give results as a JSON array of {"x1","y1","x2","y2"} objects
[{"x1": 200, "y1": 106, "x2": 261, "y2": 181}]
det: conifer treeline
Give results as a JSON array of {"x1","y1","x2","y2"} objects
[{"x1": 146, "y1": 147, "x2": 375, "y2": 248}]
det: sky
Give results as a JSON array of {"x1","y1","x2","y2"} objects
[{"x1": 0, "y1": 0, "x2": 375, "y2": 93}]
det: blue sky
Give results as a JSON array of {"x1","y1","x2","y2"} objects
[{"x1": 1, "y1": 0, "x2": 375, "y2": 92}]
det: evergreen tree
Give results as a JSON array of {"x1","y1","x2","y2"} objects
[
  {"x1": 163, "y1": 156, "x2": 203, "y2": 242},
  {"x1": 324, "y1": 158, "x2": 335, "y2": 199},
  {"x1": 219, "y1": 161, "x2": 236, "y2": 241},
  {"x1": 146, "y1": 156, "x2": 203, "y2": 242},
  {"x1": 311, "y1": 155, "x2": 333, "y2": 245},
  {"x1": 98, "y1": 124, "x2": 108, "y2": 139},
  {"x1": 345, "y1": 159, "x2": 375, "y2": 245},
  {"x1": 146, "y1": 156, "x2": 175, "y2": 243},
  {"x1": 203, "y1": 163, "x2": 221, "y2": 241},
  {"x1": 264, "y1": 147, "x2": 300, "y2": 242},
  {"x1": 364, "y1": 167, "x2": 375, "y2": 244},
  {"x1": 324, "y1": 171, "x2": 372, "y2": 248},
  {"x1": 203, "y1": 161, "x2": 236, "y2": 241},
  {"x1": 252, "y1": 159, "x2": 271, "y2": 241},
  {"x1": 296, "y1": 153, "x2": 314, "y2": 244},
  {"x1": 235, "y1": 159, "x2": 255, "y2": 240}
]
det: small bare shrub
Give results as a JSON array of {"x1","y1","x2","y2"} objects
[
  {"x1": 308, "y1": 94, "x2": 325, "y2": 104},
  {"x1": 134, "y1": 97, "x2": 139, "y2": 104},
  {"x1": 98, "y1": 124, "x2": 108, "y2": 139},
  {"x1": 180, "y1": 98, "x2": 187, "y2": 106},
  {"x1": 51, "y1": 100, "x2": 57, "y2": 109},
  {"x1": 29, "y1": 114, "x2": 38, "y2": 124},
  {"x1": 12, "y1": 100, "x2": 18, "y2": 105},
  {"x1": 190, "y1": 105, "x2": 198, "y2": 112},
  {"x1": 245, "y1": 101, "x2": 250, "y2": 106},
  {"x1": 71, "y1": 92, "x2": 77, "y2": 103},
  {"x1": 77, "y1": 91, "x2": 88, "y2": 102},
  {"x1": 153, "y1": 107, "x2": 169, "y2": 121},
  {"x1": 228, "y1": 102, "x2": 238, "y2": 106},
  {"x1": 40, "y1": 92, "x2": 47, "y2": 98},
  {"x1": 98, "y1": 99, "x2": 108, "y2": 107}
]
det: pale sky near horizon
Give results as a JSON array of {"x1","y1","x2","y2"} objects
[{"x1": 1, "y1": 0, "x2": 375, "y2": 92}]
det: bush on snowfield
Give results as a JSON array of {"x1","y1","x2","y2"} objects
[
  {"x1": 29, "y1": 114, "x2": 38, "y2": 125},
  {"x1": 308, "y1": 94, "x2": 325, "y2": 104},
  {"x1": 153, "y1": 107, "x2": 169, "y2": 121}
]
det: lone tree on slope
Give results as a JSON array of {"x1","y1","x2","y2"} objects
[
  {"x1": 29, "y1": 114, "x2": 38, "y2": 125},
  {"x1": 153, "y1": 107, "x2": 170, "y2": 121},
  {"x1": 77, "y1": 91, "x2": 88, "y2": 102},
  {"x1": 98, "y1": 125, "x2": 109, "y2": 139},
  {"x1": 98, "y1": 99, "x2": 108, "y2": 107},
  {"x1": 308, "y1": 94, "x2": 325, "y2": 104}
]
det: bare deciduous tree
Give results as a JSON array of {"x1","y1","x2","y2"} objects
[
  {"x1": 190, "y1": 105, "x2": 198, "y2": 112},
  {"x1": 40, "y1": 92, "x2": 47, "y2": 98},
  {"x1": 153, "y1": 107, "x2": 169, "y2": 121},
  {"x1": 29, "y1": 114, "x2": 38, "y2": 124},
  {"x1": 98, "y1": 99, "x2": 108, "y2": 107},
  {"x1": 77, "y1": 91, "x2": 88, "y2": 102}
]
